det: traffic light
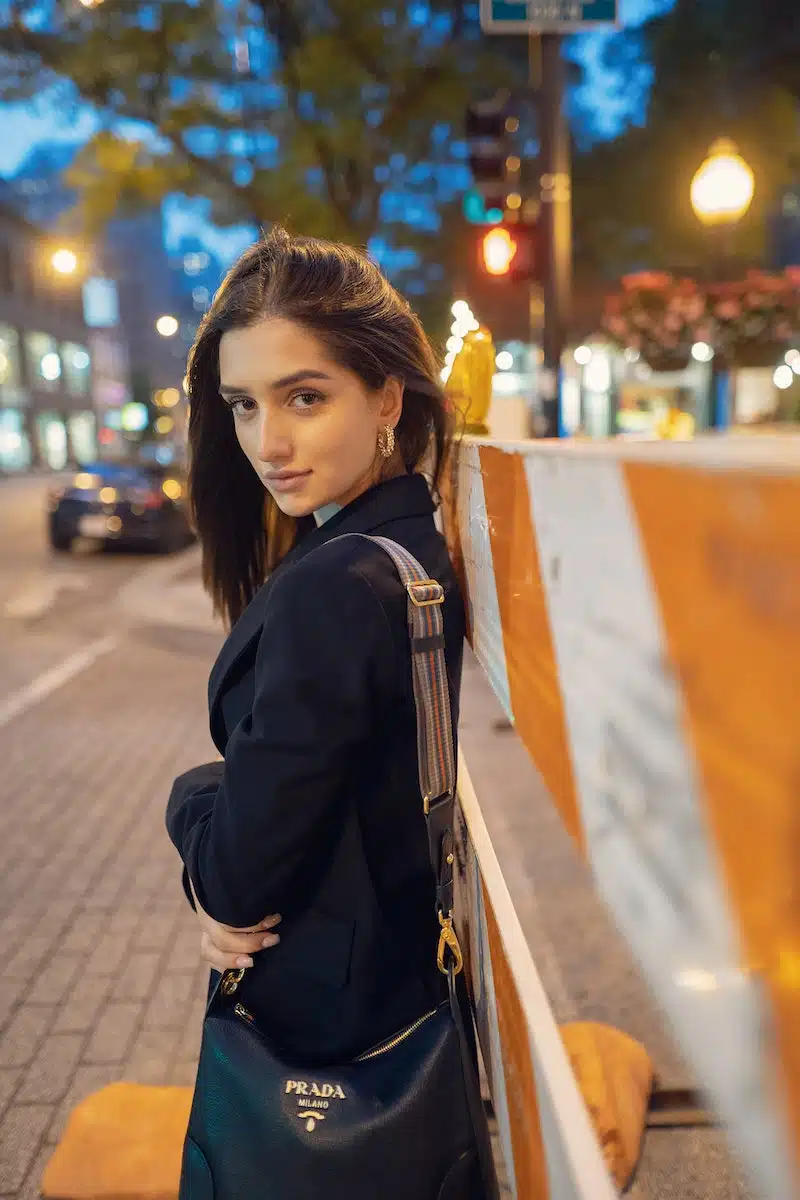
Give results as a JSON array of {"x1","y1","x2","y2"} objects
[
  {"x1": 482, "y1": 228, "x2": 517, "y2": 275},
  {"x1": 465, "y1": 91, "x2": 516, "y2": 203},
  {"x1": 479, "y1": 222, "x2": 538, "y2": 282}
]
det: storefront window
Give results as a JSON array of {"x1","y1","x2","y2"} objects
[
  {"x1": 67, "y1": 412, "x2": 97, "y2": 464},
  {"x1": 0, "y1": 409, "x2": 32, "y2": 471},
  {"x1": 25, "y1": 332, "x2": 62, "y2": 393},
  {"x1": 62, "y1": 343, "x2": 91, "y2": 397},
  {"x1": 35, "y1": 412, "x2": 68, "y2": 470},
  {"x1": 0, "y1": 324, "x2": 24, "y2": 403}
]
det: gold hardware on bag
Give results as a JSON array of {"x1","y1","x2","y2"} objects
[
  {"x1": 221, "y1": 968, "x2": 245, "y2": 995},
  {"x1": 437, "y1": 912, "x2": 464, "y2": 976},
  {"x1": 234, "y1": 1002, "x2": 255, "y2": 1023},
  {"x1": 407, "y1": 580, "x2": 444, "y2": 607},
  {"x1": 353, "y1": 1009, "x2": 438, "y2": 1062}
]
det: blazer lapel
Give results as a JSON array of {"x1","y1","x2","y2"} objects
[{"x1": 207, "y1": 474, "x2": 434, "y2": 745}]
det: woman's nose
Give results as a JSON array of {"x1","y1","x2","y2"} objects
[{"x1": 257, "y1": 411, "x2": 292, "y2": 463}]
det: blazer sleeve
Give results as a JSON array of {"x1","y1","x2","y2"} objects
[
  {"x1": 165, "y1": 762, "x2": 225, "y2": 912},
  {"x1": 165, "y1": 556, "x2": 395, "y2": 927}
]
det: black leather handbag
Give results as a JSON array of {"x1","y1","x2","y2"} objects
[{"x1": 180, "y1": 536, "x2": 500, "y2": 1200}]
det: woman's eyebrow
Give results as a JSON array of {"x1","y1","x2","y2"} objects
[{"x1": 219, "y1": 370, "x2": 332, "y2": 396}]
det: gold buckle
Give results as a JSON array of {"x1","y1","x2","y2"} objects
[
  {"x1": 423, "y1": 789, "x2": 452, "y2": 815},
  {"x1": 437, "y1": 912, "x2": 464, "y2": 976},
  {"x1": 407, "y1": 580, "x2": 444, "y2": 608}
]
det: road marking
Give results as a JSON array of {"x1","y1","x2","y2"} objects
[
  {"x1": 4, "y1": 573, "x2": 89, "y2": 621},
  {"x1": 0, "y1": 635, "x2": 118, "y2": 730}
]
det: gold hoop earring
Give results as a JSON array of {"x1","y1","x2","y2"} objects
[{"x1": 378, "y1": 425, "x2": 395, "y2": 459}]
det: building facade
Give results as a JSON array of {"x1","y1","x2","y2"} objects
[
  {"x1": 0, "y1": 194, "x2": 106, "y2": 472},
  {"x1": 8, "y1": 145, "x2": 196, "y2": 463}
]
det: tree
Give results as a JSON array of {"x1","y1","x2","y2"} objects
[
  {"x1": 572, "y1": 0, "x2": 800, "y2": 282},
  {"x1": 0, "y1": 0, "x2": 515, "y2": 328}
]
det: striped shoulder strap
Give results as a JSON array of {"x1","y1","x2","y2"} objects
[
  {"x1": 362, "y1": 535, "x2": 456, "y2": 811},
  {"x1": 331, "y1": 532, "x2": 462, "y2": 977}
]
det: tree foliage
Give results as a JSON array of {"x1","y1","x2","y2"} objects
[
  {"x1": 0, "y1": 0, "x2": 516, "y2": 318},
  {"x1": 572, "y1": 0, "x2": 800, "y2": 282}
]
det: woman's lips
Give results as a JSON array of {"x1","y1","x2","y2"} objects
[{"x1": 264, "y1": 471, "x2": 312, "y2": 494}]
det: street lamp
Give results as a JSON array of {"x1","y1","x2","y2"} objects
[
  {"x1": 691, "y1": 139, "x2": 755, "y2": 432},
  {"x1": 51, "y1": 248, "x2": 78, "y2": 276},
  {"x1": 690, "y1": 138, "x2": 754, "y2": 227},
  {"x1": 155, "y1": 315, "x2": 179, "y2": 338}
]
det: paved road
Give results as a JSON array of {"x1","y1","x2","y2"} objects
[{"x1": 0, "y1": 476, "x2": 751, "y2": 1199}]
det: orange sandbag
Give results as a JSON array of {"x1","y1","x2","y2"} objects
[
  {"x1": 42, "y1": 1083, "x2": 193, "y2": 1200},
  {"x1": 560, "y1": 1021, "x2": 654, "y2": 1191}
]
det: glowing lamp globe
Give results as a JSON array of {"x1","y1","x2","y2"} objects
[{"x1": 691, "y1": 139, "x2": 754, "y2": 227}]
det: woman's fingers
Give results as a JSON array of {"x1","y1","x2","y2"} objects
[
  {"x1": 200, "y1": 930, "x2": 246, "y2": 973},
  {"x1": 200, "y1": 931, "x2": 270, "y2": 973},
  {"x1": 199, "y1": 929, "x2": 280, "y2": 973},
  {"x1": 218, "y1": 914, "x2": 282, "y2": 935},
  {"x1": 206, "y1": 925, "x2": 280, "y2": 956}
]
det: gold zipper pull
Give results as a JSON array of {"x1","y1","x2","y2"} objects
[{"x1": 437, "y1": 912, "x2": 464, "y2": 976}]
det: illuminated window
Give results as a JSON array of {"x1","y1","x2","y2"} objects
[
  {"x1": 62, "y1": 343, "x2": 91, "y2": 396},
  {"x1": 25, "y1": 333, "x2": 61, "y2": 391},
  {"x1": 0, "y1": 325, "x2": 21, "y2": 397}
]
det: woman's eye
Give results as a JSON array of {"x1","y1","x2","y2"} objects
[
  {"x1": 225, "y1": 396, "x2": 256, "y2": 415},
  {"x1": 289, "y1": 391, "x2": 324, "y2": 411}
]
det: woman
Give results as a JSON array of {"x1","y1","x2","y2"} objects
[{"x1": 166, "y1": 228, "x2": 494, "y2": 1199}]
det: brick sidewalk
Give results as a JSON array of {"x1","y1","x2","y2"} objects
[{"x1": 0, "y1": 631, "x2": 215, "y2": 1197}]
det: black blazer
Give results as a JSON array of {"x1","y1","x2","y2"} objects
[{"x1": 166, "y1": 473, "x2": 466, "y2": 1063}]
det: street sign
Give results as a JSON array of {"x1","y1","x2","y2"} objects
[{"x1": 480, "y1": 0, "x2": 618, "y2": 33}]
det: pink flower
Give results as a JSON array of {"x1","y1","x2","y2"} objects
[
  {"x1": 716, "y1": 301, "x2": 741, "y2": 320},
  {"x1": 622, "y1": 271, "x2": 673, "y2": 292},
  {"x1": 685, "y1": 297, "x2": 706, "y2": 322},
  {"x1": 664, "y1": 314, "x2": 683, "y2": 332}
]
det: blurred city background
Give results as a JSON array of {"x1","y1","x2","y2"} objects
[{"x1": 0, "y1": 1, "x2": 799, "y2": 1198}]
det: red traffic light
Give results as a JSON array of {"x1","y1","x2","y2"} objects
[
  {"x1": 480, "y1": 223, "x2": 538, "y2": 282},
  {"x1": 482, "y1": 228, "x2": 517, "y2": 276}
]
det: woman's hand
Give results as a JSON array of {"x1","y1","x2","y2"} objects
[{"x1": 189, "y1": 879, "x2": 281, "y2": 973}]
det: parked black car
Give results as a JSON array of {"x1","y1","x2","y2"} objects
[{"x1": 48, "y1": 460, "x2": 194, "y2": 553}]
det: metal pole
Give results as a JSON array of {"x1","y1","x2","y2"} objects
[{"x1": 537, "y1": 33, "x2": 572, "y2": 438}]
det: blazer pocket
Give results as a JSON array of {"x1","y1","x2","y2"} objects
[{"x1": 276, "y1": 912, "x2": 356, "y2": 990}]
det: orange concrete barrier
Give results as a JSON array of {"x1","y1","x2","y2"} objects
[{"x1": 446, "y1": 433, "x2": 800, "y2": 1200}]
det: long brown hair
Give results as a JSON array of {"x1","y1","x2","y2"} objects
[{"x1": 186, "y1": 227, "x2": 454, "y2": 627}]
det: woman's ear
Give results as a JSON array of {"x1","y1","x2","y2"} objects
[{"x1": 379, "y1": 377, "x2": 404, "y2": 426}]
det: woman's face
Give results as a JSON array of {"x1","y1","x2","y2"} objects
[{"x1": 218, "y1": 318, "x2": 403, "y2": 518}]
